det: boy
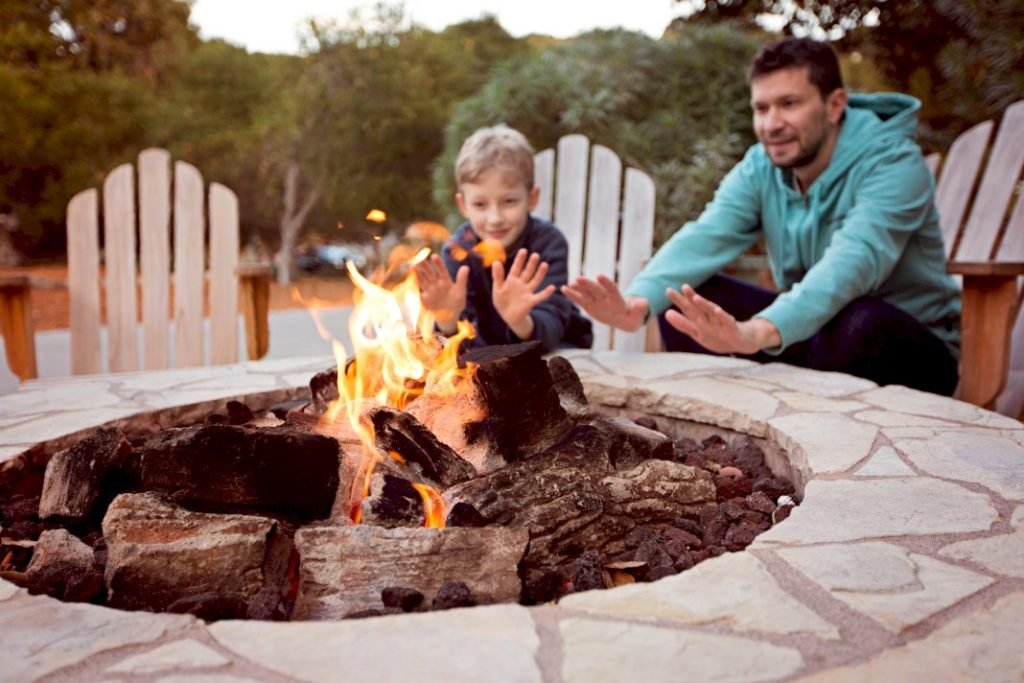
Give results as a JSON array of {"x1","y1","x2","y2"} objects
[{"x1": 415, "y1": 125, "x2": 592, "y2": 351}]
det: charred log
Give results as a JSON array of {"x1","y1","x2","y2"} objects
[
  {"x1": 460, "y1": 341, "x2": 572, "y2": 463},
  {"x1": 39, "y1": 427, "x2": 134, "y2": 524},
  {"x1": 444, "y1": 424, "x2": 716, "y2": 573},
  {"x1": 547, "y1": 355, "x2": 589, "y2": 418},
  {"x1": 367, "y1": 407, "x2": 476, "y2": 487},
  {"x1": 138, "y1": 424, "x2": 340, "y2": 522}
]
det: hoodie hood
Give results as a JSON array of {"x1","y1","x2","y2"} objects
[{"x1": 812, "y1": 92, "x2": 922, "y2": 190}]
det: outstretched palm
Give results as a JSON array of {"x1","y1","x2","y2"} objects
[
  {"x1": 492, "y1": 249, "x2": 555, "y2": 329},
  {"x1": 414, "y1": 254, "x2": 468, "y2": 332},
  {"x1": 562, "y1": 274, "x2": 648, "y2": 331}
]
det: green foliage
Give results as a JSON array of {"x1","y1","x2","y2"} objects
[
  {"x1": 294, "y1": 9, "x2": 531, "y2": 238},
  {"x1": 434, "y1": 25, "x2": 761, "y2": 245},
  {"x1": 670, "y1": 0, "x2": 1024, "y2": 148}
]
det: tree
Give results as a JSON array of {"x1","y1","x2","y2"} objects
[
  {"x1": 670, "y1": 0, "x2": 1024, "y2": 147},
  {"x1": 435, "y1": 26, "x2": 762, "y2": 245}
]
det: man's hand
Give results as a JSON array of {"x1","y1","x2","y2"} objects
[
  {"x1": 562, "y1": 275, "x2": 648, "y2": 332},
  {"x1": 492, "y1": 249, "x2": 556, "y2": 340},
  {"x1": 665, "y1": 284, "x2": 780, "y2": 354},
  {"x1": 414, "y1": 254, "x2": 468, "y2": 334}
]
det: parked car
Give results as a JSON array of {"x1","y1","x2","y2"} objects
[{"x1": 296, "y1": 243, "x2": 367, "y2": 273}]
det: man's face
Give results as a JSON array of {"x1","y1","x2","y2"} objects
[
  {"x1": 456, "y1": 168, "x2": 539, "y2": 250},
  {"x1": 750, "y1": 66, "x2": 845, "y2": 170}
]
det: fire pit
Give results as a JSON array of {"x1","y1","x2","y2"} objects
[{"x1": 2, "y1": 352, "x2": 1022, "y2": 681}]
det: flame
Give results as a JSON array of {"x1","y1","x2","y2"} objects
[
  {"x1": 474, "y1": 239, "x2": 506, "y2": 267},
  {"x1": 316, "y1": 242, "x2": 477, "y2": 524},
  {"x1": 412, "y1": 483, "x2": 446, "y2": 528},
  {"x1": 366, "y1": 209, "x2": 387, "y2": 223},
  {"x1": 445, "y1": 239, "x2": 506, "y2": 267}
]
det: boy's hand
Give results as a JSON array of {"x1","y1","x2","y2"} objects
[
  {"x1": 562, "y1": 275, "x2": 648, "y2": 331},
  {"x1": 414, "y1": 254, "x2": 468, "y2": 334},
  {"x1": 492, "y1": 249, "x2": 556, "y2": 340}
]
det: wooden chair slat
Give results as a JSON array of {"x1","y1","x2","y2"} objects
[
  {"x1": 554, "y1": 135, "x2": 589, "y2": 283},
  {"x1": 957, "y1": 101, "x2": 1024, "y2": 262},
  {"x1": 583, "y1": 145, "x2": 623, "y2": 351},
  {"x1": 138, "y1": 148, "x2": 171, "y2": 370},
  {"x1": 995, "y1": 181, "x2": 1024, "y2": 263},
  {"x1": 103, "y1": 164, "x2": 138, "y2": 373},
  {"x1": 533, "y1": 148, "x2": 554, "y2": 221},
  {"x1": 67, "y1": 189, "x2": 102, "y2": 375},
  {"x1": 208, "y1": 182, "x2": 240, "y2": 365},
  {"x1": 173, "y1": 161, "x2": 206, "y2": 368},
  {"x1": 935, "y1": 121, "x2": 992, "y2": 259},
  {"x1": 615, "y1": 168, "x2": 657, "y2": 353}
]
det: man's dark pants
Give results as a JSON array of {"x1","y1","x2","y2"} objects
[{"x1": 657, "y1": 275, "x2": 959, "y2": 396}]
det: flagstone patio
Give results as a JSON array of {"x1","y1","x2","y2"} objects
[{"x1": 1, "y1": 352, "x2": 1022, "y2": 682}]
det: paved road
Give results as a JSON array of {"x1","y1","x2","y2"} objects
[{"x1": 0, "y1": 306, "x2": 353, "y2": 398}]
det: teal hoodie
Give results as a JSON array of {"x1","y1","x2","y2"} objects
[{"x1": 626, "y1": 93, "x2": 961, "y2": 355}]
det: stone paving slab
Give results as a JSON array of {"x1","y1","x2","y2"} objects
[{"x1": 0, "y1": 352, "x2": 1022, "y2": 682}]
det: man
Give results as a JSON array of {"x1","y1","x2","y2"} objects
[{"x1": 563, "y1": 37, "x2": 960, "y2": 395}]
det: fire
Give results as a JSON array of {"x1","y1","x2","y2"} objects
[
  {"x1": 447, "y1": 238, "x2": 506, "y2": 267},
  {"x1": 412, "y1": 483, "x2": 447, "y2": 529},
  {"x1": 317, "y1": 243, "x2": 477, "y2": 526}
]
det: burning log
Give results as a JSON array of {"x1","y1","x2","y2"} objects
[
  {"x1": 367, "y1": 406, "x2": 476, "y2": 487},
  {"x1": 444, "y1": 424, "x2": 716, "y2": 573},
  {"x1": 102, "y1": 493, "x2": 293, "y2": 620},
  {"x1": 292, "y1": 525, "x2": 528, "y2": 620},
  {"x1": 407, "y1": 341, "x2": 572, "y2": 473},
  {"x1": 38, "y1": 427, "x2": 134, "y2": 523},
  {"x1": 138, "y1": 424, "x2": 340, "y2": 522},
  {"x1": 359, "y1": 474, "x2": 424, "y2": 528}
]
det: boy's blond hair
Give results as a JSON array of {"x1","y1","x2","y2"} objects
[{"x1": 454, "y1": 125, "x2": 535, "y2": 189}]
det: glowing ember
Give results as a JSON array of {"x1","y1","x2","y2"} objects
[
  {"x1": 365, "y1": 209, "x2": 387, "y2": 223},
  {"x1": 317, "y1": 244, "x2": 478, "y2": 524},
  {"x1": 447, "y1": 238, "x2": 506, "y2": 267}
]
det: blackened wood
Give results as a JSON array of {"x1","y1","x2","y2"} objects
[
  {"x1": 368, "y1": 406, "x2": 475, "y2": 487},
  {"x1": 547, "y1": 355, "x2": 589, "y2": 418},
  {"x1": 309, "y1": 365, "x2": 339, "y2": 414},
  {"x1": 444, "y1": 424, "x2": 716, "y2": 572},
  {"x1": 39, "y1": 427, "x2": 134, "y2": 523},
  {"x1": 138, "y1": 424, "x2": 340, "y2": 521},
  {"x1": 446, "y1": 501, "x2": 486, "y2": 528},
  {"x1": 590, "y1": 416, "x2": 675, "y2": 470},
  {"x1": 461, "y1": 341, "x2": 572, "y2": 463},
  {"x1": 359, "y1": 474, "x2": 423, "y2": 528}
]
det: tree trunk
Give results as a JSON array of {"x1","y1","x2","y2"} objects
[{"x1": 274, "y1": 162, "x2": 321, "y2": 285}]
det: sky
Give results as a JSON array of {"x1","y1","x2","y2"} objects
[{"x1": 189, "y1": 1, "x2": 682, "y2": 55}]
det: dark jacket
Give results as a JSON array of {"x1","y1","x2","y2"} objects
[{"x1": 441, "y1": 215, "x2": 593, "y2": 352}]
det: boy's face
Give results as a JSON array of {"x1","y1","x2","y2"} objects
[{"x1": 456, "y1": 168, "x2": 540, "y2": 251}]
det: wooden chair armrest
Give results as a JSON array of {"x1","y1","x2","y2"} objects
[
  {"x1": 947, "y1": 261, "x2": 1024, "y2": 277},
  {"x1": 0, "y1": 275, "x2": 38, "y2": 380},
  {"x1": 956, "y1": 269, "x2": 1021, "y2": 408},
  {"x1": 237, "y1": 262, "x2": 272, "y2": 361}
]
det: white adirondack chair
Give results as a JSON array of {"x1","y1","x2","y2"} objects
[
  {"x1": 534, "y1": 134, "x2": 657, "y2": 352},
  {"x1": 926, "y1": 99, "x2": 1024, "y2": 418},
  {"x1": 1, "y1": 148, "x2": 271, "y2": 380},
  {"x1": 71, "y1": 148, "x2": 272, "y2": 374}
]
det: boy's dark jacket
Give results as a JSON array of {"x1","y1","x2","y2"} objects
[{"x1": 441, "y1": 215, "x2": 593, "y2": 352}]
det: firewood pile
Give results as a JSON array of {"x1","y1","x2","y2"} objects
[{"x1": 0, "y1": 342, "x2": 795, "y2": 621}]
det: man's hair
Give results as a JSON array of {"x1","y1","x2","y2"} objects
[
  {"x1": 455, "y1": 124, "x2": 534, "y2": 189},
  {"x1": 747, "y1": 37, "x2": 843, "y2": 97}
]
